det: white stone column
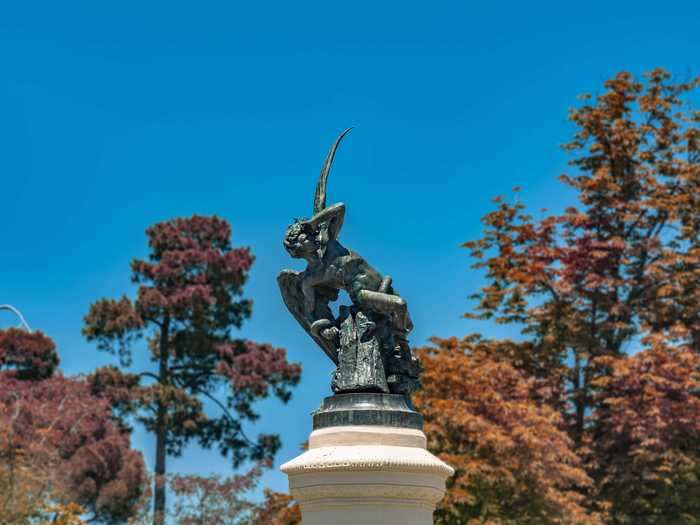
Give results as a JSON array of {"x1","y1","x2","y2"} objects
[{"x1": 281, "y1": 424, "x2": 454, "y2": 525}]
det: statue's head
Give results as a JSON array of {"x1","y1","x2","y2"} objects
[
  {"x1": 283, "y1": 219, "x2": 320, "y2": 261},
  {"x1": 285, "y1": 128, "x2": 352, "y2": 263}
]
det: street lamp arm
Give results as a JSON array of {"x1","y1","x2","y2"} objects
[{"x1": 0, "y1": 304, "x2": 32, "y2": 332}]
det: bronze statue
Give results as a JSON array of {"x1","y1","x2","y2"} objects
[{"x1": 278, "y1": 129, "x2": 421, "y2": 395}]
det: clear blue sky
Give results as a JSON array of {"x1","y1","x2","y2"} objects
[{"x1": 1, "y1": 0, "x2": 699, "y2": 498}]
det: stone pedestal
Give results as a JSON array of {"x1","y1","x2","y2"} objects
[{"x1": 281, "y1": 394, "x2": 453, "y2": 525}]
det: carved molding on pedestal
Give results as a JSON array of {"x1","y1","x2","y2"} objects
[{"x1": 281, "y1": 425, "x2": 454, "y2": 525}]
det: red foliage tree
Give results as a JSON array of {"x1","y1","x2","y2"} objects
[
  {"x1": 0, "y1": 327, "x2": 147, "y2": 524},
  {"x1": 82, "y1": 215, "x2": 301, "y2": 525},
  {"x1": 590, "y1": 339, "x2": 700, "y2": 523},
  {"x1": 0, "y1": 327, "x2": 59, "y2": 380}
]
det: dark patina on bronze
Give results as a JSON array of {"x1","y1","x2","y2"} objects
[
  {"x1": 278, "y1": 129, "x2": 422, "y2": 397},
  {"x1": 312, "y1": 393, "x2": 423, "y2": 430}
]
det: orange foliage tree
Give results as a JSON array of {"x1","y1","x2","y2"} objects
[
  {"x1": 464, "y1": 69, "x2": 700, "y2": 437},
  {"x1": 247, "y1": 489, "x2": 301, "y2": 525},
  {"x1": 436, "y1": 69, "x2": 700, "y2": 522},
  {"x1": 415, "y1": 336, "x2": 599, "y2": 525}
]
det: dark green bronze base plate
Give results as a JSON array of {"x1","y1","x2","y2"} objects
[{"x1": 312, "y1": 393, "x2": 423, "y2": 430}]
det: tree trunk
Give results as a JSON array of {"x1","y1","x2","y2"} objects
[
  {"x1": 573, "y1": 352, "x2": 584, "y2": 446},
  {"x1": 153, "y1": 317, "x2": 170, "y2": 525},
  {"x1": 153, "y1": 414, "x2": 167, "y2": 525}
]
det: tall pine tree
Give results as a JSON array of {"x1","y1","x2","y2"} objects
[{"x1": 83, "y1": 215, "x2": 301, "y2": 525}]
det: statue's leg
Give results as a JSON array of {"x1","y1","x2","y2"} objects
[{"x1": 356, "y1": 289, "x2": 413, "y2": 332}]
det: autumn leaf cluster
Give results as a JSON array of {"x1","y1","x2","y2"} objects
[
  {"x1": 418, "y1": 69, "x2": 700, "y2": 524},
  {"x1": 415, "y1": 337, "x2": 599, "y2": 525},
  {"x1": 0, "y1": 329, "x2": 147, "y2": 525}
]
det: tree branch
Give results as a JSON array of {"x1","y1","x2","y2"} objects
[
  {"x1": 139, "y1": 372, "x2": 161, "y2": 383},
  {"x1": 189, "y1": 386, "x2": 257, "y2": 449}
]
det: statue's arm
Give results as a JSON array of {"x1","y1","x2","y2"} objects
[{"x1": 309, "y1": 202, "x2": 345, "y2": 240}]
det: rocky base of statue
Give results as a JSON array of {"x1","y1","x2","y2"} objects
[
  {"x1": 330, "y1": 309, "x2": 422, "y2": 396},
  {"x1": 281, "y1": 393, "x2": 454, "y2": 525}
]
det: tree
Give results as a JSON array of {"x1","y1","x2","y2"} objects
[
  {"x1": 248, "y1": 488, "x2": 301, "y2": 525},
  {"x1": 82, "y1": 215, "x2": 301, "y2": 525},
  {"x1": 464, "y1": 69, "x2": 700, "y2": 441},
  {"x1": 590, "y1": 339, "x2": 700, "y2": 523},
  {"x1": 168, "y1": 468, "x2": 260, "y2": 525},
  {"x1": 459, "y1": 69, "x2": 700, "y2": 520},
  {"x1": 121, "y1": 467, "x2": 301, "y2": 525},
  {"x1": 0, "y1": 327, "x2": 147, "y2": 524},
  {"x1": 0, "y1": 326, "x2": 59, "y2": 380},
  {"x1": 169, "y1": 467, "x2": 301, "y2": 525},
  {"x1": 414, "y1": 337, "x2": 599, "y2": 525}
]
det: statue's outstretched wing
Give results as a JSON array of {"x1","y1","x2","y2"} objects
[{"x1": 277, "y1": 269, "x2": 339, "y2": 364}]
